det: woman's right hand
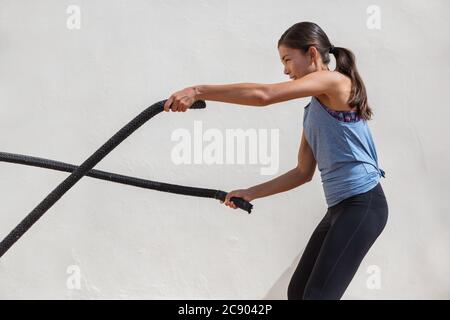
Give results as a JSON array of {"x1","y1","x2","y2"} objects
[{"x1": 221, "y1": 188, "x2": 256, "y2": 210}]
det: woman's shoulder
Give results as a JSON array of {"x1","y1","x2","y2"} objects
[{"x1": 316, "y1": 72, "x2": 354, "y2": 112}]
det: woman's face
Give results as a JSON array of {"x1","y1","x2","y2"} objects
[{"x1": 278, "y1": 44, "x2": 325, "y2": 80}]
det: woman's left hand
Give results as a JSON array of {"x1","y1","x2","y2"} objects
[
  {"x1": 164, "y1": 87, "x2": 198, "y2": 112},
  {"x1": 222, "y1": 188, "x2": 256, "y2": 210}
]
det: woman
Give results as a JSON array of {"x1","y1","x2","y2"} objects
[{"x1": 164, "y1": 21, "x2": 388, "y2": 300}]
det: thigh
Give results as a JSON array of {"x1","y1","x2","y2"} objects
[
  {"x1": 287, "y1": 210, "x2": 331, "y2": 300},
  {"x1": 303, "y1": 185, "x2": 389, "y2": 299}
]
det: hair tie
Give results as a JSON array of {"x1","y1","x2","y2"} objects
[{"x1": 329, "y1": 44, "x2": 335, "y2": 54}]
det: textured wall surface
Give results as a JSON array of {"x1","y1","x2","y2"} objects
[{"x1": 0, "y1": 0, "x2": 449, "y2": 299}]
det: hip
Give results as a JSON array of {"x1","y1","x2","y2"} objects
[{"x1": 328, "y1": 181, "x2": 388, "y2": 213}]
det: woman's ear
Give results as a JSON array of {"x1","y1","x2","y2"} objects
[{"x1": 307, "y1": 46, "x2": 318, "y2": 60}]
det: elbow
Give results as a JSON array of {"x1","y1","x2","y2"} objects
[
  {"x1": 305, "y1": 171, "x2": 314, "y2": 182},
  {"x1": 256, "y1": 93, "x2": 270, "y2": 106},
  {"x1": 296, "y1": 166, "x2": 313, "y2": 183},
  {"x1": 257, "y1": 85, "x2": 272, "y2": 106}
]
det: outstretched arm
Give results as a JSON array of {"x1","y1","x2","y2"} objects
[
  {"x1": 165, "y1": 70, "x2": 339, "y2": 111},
  {"x1": 195, "y1": 70, "x2": 339, "y2": 106},
  {"x1": 193, "y1": 83, "x2": 268, "y2": 106},
  {"x1": 262, "y1": 70, "x2": 340, "y2": 105}
]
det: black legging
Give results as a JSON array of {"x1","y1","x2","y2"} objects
[{"x1": 288, "y1": 182, "x2": 388, "y2": 300}]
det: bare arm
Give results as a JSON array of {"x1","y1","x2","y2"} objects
[
  {"x1": 248, "y1": 168, "x2": 309, "y2": 200},
  {"x1": 262, "y1": 70, "x2": 340, "y2": 105},
  {"x1": 193, "y1": 71, "x2": 338, "y2": 107},
  {"x1": 193, "y1": 83, "x2": 268, "y2": 106},
  {"x1": 248, "y1": 131, "x2": 317, "y2": 200}
]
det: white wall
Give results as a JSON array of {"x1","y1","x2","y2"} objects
[{"x1": 0, "y1": 0, "x2": 449, "y2": 299}]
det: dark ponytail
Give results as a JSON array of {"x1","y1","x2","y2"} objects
[{"x1": 278, "y1": 22, "x2": 373, "y2": 121}]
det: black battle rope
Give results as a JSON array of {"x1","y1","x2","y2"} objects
[{"x1": 0, "y1": 99, "x2": 253, "y2": 258}]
